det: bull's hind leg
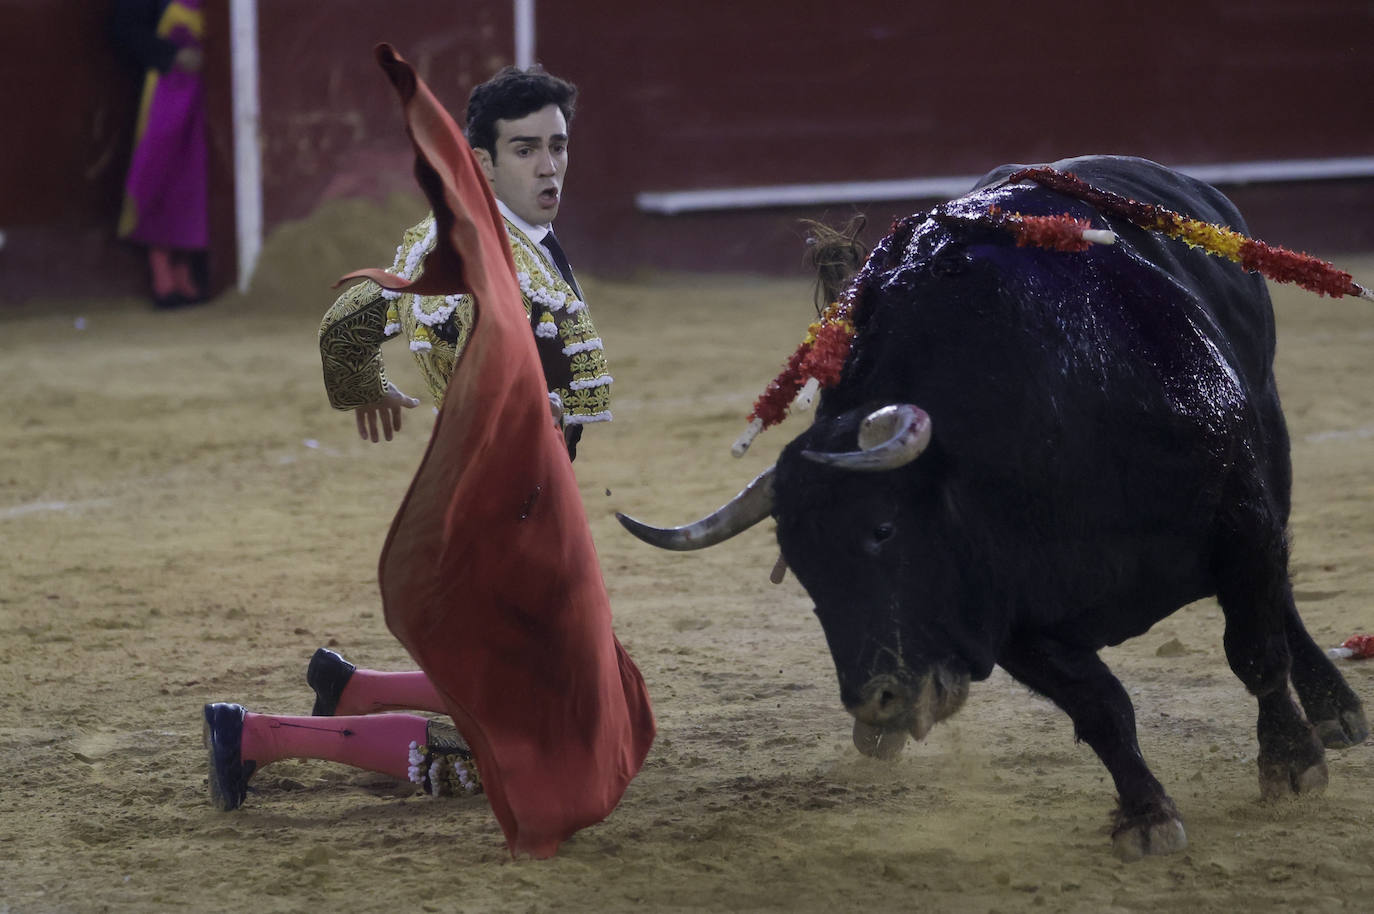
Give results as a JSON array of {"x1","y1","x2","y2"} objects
[
  {"x1": 1284, "y1": 602, "x2": 1369, "y2": 748},
  {"x1": 1249, "y1": 379, "x2": 1366, "y2": 747},
  {"x1": 1213, "y1": 510, "x2": 1329, "y2": 799},
  {"x1": 998, "y1": 637, "x2": 1186, "y2": 861}
]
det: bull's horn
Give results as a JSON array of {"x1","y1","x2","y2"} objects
[
  {"x1": 801, "y1": 404, "x2": 932, "y2": 471},
  {"x1": 617, "y1": 465, "x2": 775, "y2": 550}
]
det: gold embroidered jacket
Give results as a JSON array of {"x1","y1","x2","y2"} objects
[{"x1": 319, "y1": 214, "x2": 612, "y2": 422}]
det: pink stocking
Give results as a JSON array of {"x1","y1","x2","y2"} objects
[
  {"x1": 171, "y1": 255, "x2": 199, "y2": 297},
  {"x1": 148, "y1": 247, "x2": 176, "y2": 297},
  {"x1": 241, "y1": 712, "x2": 428, "y2": 780},
  {"x1": 337, "y1": 670, "x2": 446, "y2": 716}
]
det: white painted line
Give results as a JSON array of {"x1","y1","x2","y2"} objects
[
  {"x1": 0, "y1": 499, "x2": 112, "y2": 520},
  {"x1": 1305, "y1": 425, "x2": 1374, "y2": 443},
  {"x1": 636, "y1": 156, "x2": 1374, "y2": 215},
  {"x1": 230, "y1": 0, "x2": 263, "y2": 292}
]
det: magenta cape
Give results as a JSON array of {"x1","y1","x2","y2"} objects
[
  {"x1": 118, "y1": 0, "x2": 208, "y2": 249},
  {"x1": 337, "y1": 45, "x2": 655, "y2": 858}
]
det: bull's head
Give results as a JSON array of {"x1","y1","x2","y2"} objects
[{"x1": 618, "y1": 404, "x2": 972, "y2": 760}]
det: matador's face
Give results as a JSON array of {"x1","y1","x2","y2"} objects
[{"x1": 477, "y1": 104, "x2": 569, "y2": 227}]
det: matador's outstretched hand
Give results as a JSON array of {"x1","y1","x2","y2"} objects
[{"x1": 354, "y1": 381, "x2": 421, "y2": 443}]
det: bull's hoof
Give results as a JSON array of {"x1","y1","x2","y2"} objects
[
  {"x1": 1258, "y1": 757, "x2": 1328, "y2": 799},
  {"x1": 1111, "y1": 796, "x2": 1187, "y2": 862},
  {"x1": 1111, "y1": 816, "x2": 1187, "y2": 862},
  {"x1": 1313, "y1": 709, "x2": 1369, "y2": 749}
]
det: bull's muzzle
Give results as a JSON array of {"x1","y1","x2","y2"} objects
[{"x1": 848, "y1": 664, "x2": 970, "y2": 760}]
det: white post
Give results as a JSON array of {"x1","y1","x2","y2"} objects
[
  {"x1": 514, "y1": 0, "x2": 535, "y2": 69},
  {"x1": 229, "y1": 0, "x2": 263, "y2": 293}
]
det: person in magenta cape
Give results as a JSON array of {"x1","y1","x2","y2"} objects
[{"x1": 110, "y1": 0, "x2": 209, "y2": 308}]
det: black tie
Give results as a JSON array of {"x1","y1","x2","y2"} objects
[{"x1": 542, "y1": 230, "x2": 583, "y2": 300}]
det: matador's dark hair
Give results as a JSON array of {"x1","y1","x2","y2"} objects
[{"x1": 465, "y1": 65, "x2": 578, "y2": 161}]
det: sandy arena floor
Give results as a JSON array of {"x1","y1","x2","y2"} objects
[{"x1": 2, "y1": 196, "x2": 1373, "y2": 913}]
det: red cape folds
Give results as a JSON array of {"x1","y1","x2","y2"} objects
[{"x1": 337, "y1": 44, "x2": 655, "y2": 858}]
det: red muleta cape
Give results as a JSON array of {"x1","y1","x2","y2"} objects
[{"x1": 337, "y1": 44, "x2": 655, "y2": 858}]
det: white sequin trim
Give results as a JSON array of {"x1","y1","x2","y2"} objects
[
  {"x1": 405, "y1": 738, "x2": 482, "y2": 797},
  {"x1": 534, "y1": 319, "x2": 559, "y2": 339},
  {"x1": 569, "y1": 374, "x2": 614, "y2": 391},
  {"x1": 562, "y1": 338, "x2": 604, "y2": 356},
  {"x1": 407, "y1": 741, "x2": 425, "y2": 785},
  {"x1": 521, "y1": 244, "x2": 556, "y2": 285},
  {"x1": 411, "y1": 292, "x2": 462, "y2": 327},
  {"x1": 427, "y1": 760, "x2": 443, "y2": 797},
  {"x1": 380, "y1": 221, "x2": 437, "y2": 301},
  {"x1": 564, "y1": 410, "x2": 612, "y2": 425},
  {"x1": 409, "y1": 340, "x2": 433, "y2": 352},
  {"x1": 535, "y1": 287, "x2": 568, "y2": 309},
  {"x1": 515, "y1": 245, "x2": 584, "y2": 315}
]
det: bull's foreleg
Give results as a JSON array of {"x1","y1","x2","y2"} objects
[
  {"x1": 997, "y1": 637, "x2": 1186, "y2": 861},
  {"x1": 1283, "y1": 601, "x2": 1369, "y2": 748}
]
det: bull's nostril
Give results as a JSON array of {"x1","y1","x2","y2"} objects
[{"x1": 853, "y1": 676, "x2": 910, "y2": 724}]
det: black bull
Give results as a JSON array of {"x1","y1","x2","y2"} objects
[{"x1": 618, "y1": 155, "x2": 1367, "y2": 860}]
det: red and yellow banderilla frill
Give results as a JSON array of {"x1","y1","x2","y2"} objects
[{"x1": 734, "y1": 169, "x2": 1373, "y2": 456}]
